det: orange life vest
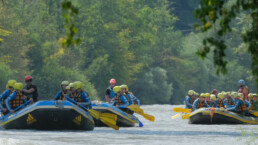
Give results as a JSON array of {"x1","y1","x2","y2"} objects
[
  {"x1": 216, "y1": 99, "x2": 224, "y2": 108},
  {"x1": 115, "y1": 95, "x2": 129, "y2": 106},
  {"x1": 238, "y1": 99, "x2": 247, "y2": 111},
  {"x1": 57, "y1": 91, "x2": 67, "y2": 100},
  {"x1": 73, "y1": 94, "x2": 82, "y2": 103},
  {"x1": 10, "y1": 92, "x2": 24, "y2": 109},
  {"x1": 185, "y1": 96, "x2": 195, "y2": 105},
  {"x1": 196, "y1": 99, "x2": 206, "y2": 109},
  {"x1": 206, "y1": 100, "x2": 211, "y2": 106}
]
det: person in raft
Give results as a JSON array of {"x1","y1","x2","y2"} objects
[
  {"x1": 192, "y1": 93, "x2": 210, "y2": 111},
  {"x1": 185, "y1": 90, "x2": 196, "y2": 109},
  {"x1": 5, "y1": 83, "x2": 27, "y2": 114},
  {"x1": 105, "y1": 78, "x2": 117, "y2": 103},
  {"x1": 111, "y1": 86, "x2": 129, "y2": 109},
  {"x1": 226, "y1": 93, "x2": 251, "y2": 116},
  {"x1": 66, "y1": 81, "x2": 92, "y2": 109},
  {"x1": 0, "y1": 80, "x2": 17, "y2": 115},
  {"x1": 237, "y1": 79, "x2": 249, "y2": 100},
  {"x1": 53, "y1": 81, "x2": 69, "y2": 100},
  {"x1": 22, "y1": 75, "x2": 38, "y2": 103}
]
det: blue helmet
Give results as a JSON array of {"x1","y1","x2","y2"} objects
[{"x1": 238, "y1": 79, "x2": 245, "y2": 85}]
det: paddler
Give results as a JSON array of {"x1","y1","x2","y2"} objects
[
  {"x1": 237, "y1": 79, "x2": 249, "y2": 100},
  {"x1": 205, "y1": 93, "x2": 211, "y2": 106},
  {"x1": 111, "y1": 86, "x2": 129, "y2": 108},
  {"x1": 223, "y1": 92, "x2": 235, "y2": 106},
  {"x1": 185, "y1": 90, "x2": 195, "y2": 109},
  {"x1": 248, "y1": 93, "x2": 257, "y2": 111},
  {"x1": 210, "y1": 89, "x2": 218, "y2": 97},
  {"x1": 120, "y1": 84, "x2": 134, "y2": 105},
  {"x1": 192, "y1": 93, "x2": 210, "y2": 111},
  {"x1": 67, "y1": 81, "x2": 92, "y2": 109},
  {"x1": 215, "y1": 93, "x2": 225, "y2": 108},
  {"x1": 53, "y1": 81, "x2": 69, "y2": 100},
  {"x1": 4, "y1": 82, "x2": 26, "y2": 114},
  {"x1": 105, "y1": 78, "x2": 116, "y2": 103},
  {"x1": 226, "y1": 93, "x2": 251, "y2": 115},
  {"x1": 22, "y1": 75, "x2": 38, "y2": 103},
  {"x1": 210, "y1": 94, "x2": 216, "y2": 107},
  {"x1": 0, "y1": 80, "x2": 16, "y2": 115}
]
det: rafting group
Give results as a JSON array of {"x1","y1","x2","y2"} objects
[
  {"x1": 173, "y1": 79, "x2": 258, "y2": 124},
  {"x1": 0, "y1": 76, "x2": 154, "y2": 130}
]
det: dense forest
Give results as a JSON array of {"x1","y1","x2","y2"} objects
[{"x1": 0, "y1": 0, "x2": 256, "y2": 104}]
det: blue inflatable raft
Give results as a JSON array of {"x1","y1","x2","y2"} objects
[{"x1": 0, "y1": 100, "x2": 94, "y2": 130}]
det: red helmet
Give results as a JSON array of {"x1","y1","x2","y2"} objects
[
  {"x1": 109, "y1": 78, "x2": 116, "y2": 84},
  {"x1": 25, "y1": 75, "x2": 33, "y2": 81},
  {"x1": 211, "y1": 89, "x2": 218, "y2": 95}
]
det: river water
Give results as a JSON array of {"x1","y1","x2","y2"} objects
[{"x1": 0, "y1": 105, "x2": 257, "y2": 145}]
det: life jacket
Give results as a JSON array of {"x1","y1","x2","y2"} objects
[
  {"x1": 108, "y1": 87, "x2": 115, "y2": 99},
  {"x1": 73, "y1": 93, "x2": 82, "y2": 103},
  {"x1": 185, "y1": 96, "x2": 195, "y2": 105},
  {"x1": 206, "y1": 100, "x2": 211, "y2": 106},
  {"x1": 1, "y1": 90, "x2": 12, "y2": 105},
  {"x1": 57, "y1": 91, "x2": 67, "y2": 100},
  {"x1": 196, "y1": 99, "x2": 206, "y2": 109},
  {"x1": 210, "y1": 101, "x2": 215, "y2": 107},
  {"x1": 115, "y1": 95, "x2": 129, "y2": 106},
  {"x1": 10, "y1": 92, "x2": 24, "y2": 109},
  {"x1": 238, "y1": 99, "x2": 247, "y2": 112},
  {"x1": 216, "y1": 99, "x2": 224, "y2": 108},
  {"x1": 225, "y1": 98, "x2": 234, "y2": 105}
]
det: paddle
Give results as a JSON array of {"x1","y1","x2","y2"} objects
[
  {"x1": 0, "y1": 100, "x2": 31, "y2": 120},
  {"x1": 251, "y1": 112, "x2": 258, "y2": 117},
  {"x1": 127, "y1": 104, "x2": 155, "y2": 122},
  {"x1": 173, "y1": 107, "x2": 192, "y2": 113},
  {"x1": 171, "y1": 113, "x2": 182, "y2": 119},
  {"x1": 181, "y1": 113, "x2": 190, "y2": 119},
  {"x1": 68, "y1": 99, "x2": 119, "y2": 130}
]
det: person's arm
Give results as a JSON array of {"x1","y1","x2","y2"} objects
[
  {"x1": 134, "y1": 96, "x2": 140, "y2": 106},
  {"x1": 192, "y1": 100, "x2": 198, "y2": 111},
  {"x1": 81, "y1": 92, "x2": 91, "y2": 106},
  {"x1": 127, "y1": 94, "x2": 133, "y2": 105},
  {"x1": 227, "y1": 100, "x2": 240, "y2": 111},
  {"x1": 0, "y1": 90, "x2": 9, "y2": 109},
  {"x1": 243, "y1": 87, "x2": 249, "y2": 95},
  {"x1": 118, "y1": 95, "x2": 129, "y2": 108},
  {"x1": 185, "y1": 96, "x2": 193, "y2": 108},
  {"x1": 245, "y1": 100, "x2": 251, "y2": 110},
  {"x1": 53, "y1": 91, "x2": 61, "y2": 100},
  {"x1": 231, "y1": 98, "x2": 235, "y2": 104},
  {"x1": 5, "y1": 92, "x2": 16, "y2": 111},
  {"x1": 205, "y1": 101, "x2": 210, "y2": 108}
]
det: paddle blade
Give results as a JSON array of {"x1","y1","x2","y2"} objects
[
  {"x1": 89, "y1": 109, "x2": 101, "y2": 119},
  {"x1": 143, "y1": 113, "x2": 155, "y2": 122},
  {"x1": 182, "y1": 113, "x2": 191, "y2": 119},
  {"x1": 171, "y1": 113, "x2": 181, "y2": 119},
  {"x1": 173, "y1": 107, "x2": 192, "y2": 113},
  {"x1": 251, "y1": 112, "x2": 258, "y2": 117},
  {"x1": 139, "y1": 120, "x2": 144, "y2": 127},
  {"x1": 100, "y1": 117, "x2": 119, "y2": 130},
  {"x1": 101, "y1": 113, "x2": 117, "y2": 121}
]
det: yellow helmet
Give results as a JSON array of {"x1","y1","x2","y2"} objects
[
  {"x1": 113, "y1": 86, "x2": 122, "y2": 93},
  {"x1": 231, "y1": 92, "x2": 238, "y2": 97},
  {"x1": 14, "y1": 83, "x2": 23, "y2": 90},
  {"x1": 217, "y1": 93, "x2": 225, "y2": 99},
  {"x1": 238, "y1": 93, "x2": 244, "y2": 99},
  {"x1": 66, "y1": 85, "x2": 71, "y2": 90},
  {"x1": 248, "y1": 93, "x2": 253, "y2": 98},
  {"x1": 61, "y1": 81, "x2": 69, "y2": 86},
  {"x1": 69, "y1": 83, "x2": 75, "y2": 88},
  {"x1": 253, "y1": 93, "x2": 257, "y2": 97},
  {"x1": 205, "y1": 93, "x2": 210, "y2": 97},
  {"x1": 120, "y1": 84, "x2": 129, "y2": 92},
  {"x1": 200, "y1": 93, "x2": 206, "y2": 97},
  {"x1": 6, "y1": 80, "x2": 17, "y2": 89},
  {"x1": 210, "y1": 94, "x2": 216, "y2": 100},
  {"x1": 74, "y1": 81, "x2": 84, "y2": 90},
  {"x1": 188, "y1": 90, "x2": 195, "y2": 96}
]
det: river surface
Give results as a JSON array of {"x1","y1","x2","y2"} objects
[{"x1": 0, "y1": 105, "x2": 257, "y2": 145}]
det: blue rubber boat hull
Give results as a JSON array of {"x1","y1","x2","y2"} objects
[{"x1": 0, "y1": 101, "x2": 95, "y2": 130}]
